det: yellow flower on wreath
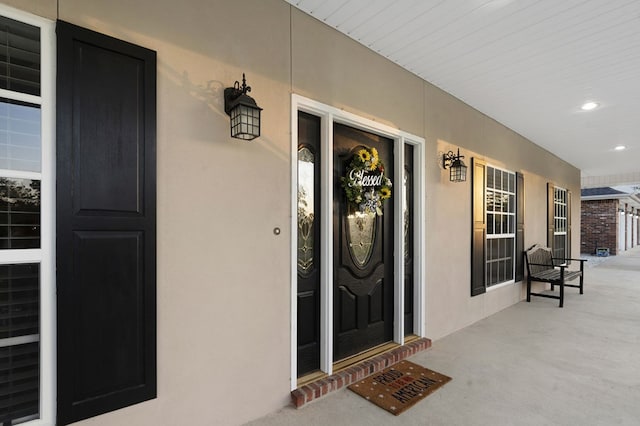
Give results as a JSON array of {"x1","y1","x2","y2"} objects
[
  {"x1": 380, "y1": 187, "x2": 391, "y2": 199},
  {"x1": 357, "y1": 149, "x2": 371, "y2": 162},
  {"x1": 369, "y1": 147, "x2": 379, "y2": 170}
]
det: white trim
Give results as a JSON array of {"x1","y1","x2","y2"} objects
[
  {"x1": 487, "y1": 233, "x2": 516, "y2": 239},
  {"x1": 0, "y1": 249, "x2": 42, "y2": 264},
  {"x1": 0, "y1": 334, "x2": 40, "y2": 348},
  {"x1": 487, "y1": 279, "x2": 516, "y2": 292},
  {"x1": 0, "y1": 3, "x2": 51, "y2": 27},
  {"x1": 0, "y1": 168, "x2": 42, "y2": 180},
  {"x1": 290, "y1": 95, "x2": 426, "y2": 389},
  {"x1": 39, "y1": 16, "x2": 56, "y2": 426},
  {"x1": 320, "y1": 112, "x2": 333, "y2": 375},
  {"x1": 393, "y1": 137, "x2": 404, "y2": 345},
  {"x1": 413, "y1": 141, "x2": 426, "y2": 337},
  {"x1": 289, "y1": 100, "x2": 298, "y2": 387},
  {"x1": 0, "y1": 7, "x2": 56, "y2": 425},
  {"x1": 0, "y1": 88, "x2": 42, "y2": 105},
  {"x1": 485, "y1": 165, "x2": 517, "y2": 287}
]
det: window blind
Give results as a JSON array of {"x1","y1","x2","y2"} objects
[
  {"x1": 0, "y1": 16, "x2": 40, "y2": 97},
  {"x1": 0, "y1": 264, "x2": 40, "y2": 425}
]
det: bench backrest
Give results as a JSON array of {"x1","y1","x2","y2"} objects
[{"x1": 525, "y1": 244, "x2": 554, "y2": 276}]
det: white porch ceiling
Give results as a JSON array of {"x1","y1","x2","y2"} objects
[{"x1": 286, "y1": 0, "x2": 640, "y2": 187}]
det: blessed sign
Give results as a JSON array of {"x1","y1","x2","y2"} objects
[{"x1": 348, "y1": 169, "x2": 384, "y2": 188}]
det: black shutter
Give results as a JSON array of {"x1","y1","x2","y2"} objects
[
  {"x1": 56, "y1": 21, "x2": 156, "y2": 425},
  {"x1": 471, "y1": 158, "x2": 486, "y2": 296},
  {"x1": 547, "y1": 182, "x2": 555, "y2": 250},
  {"x1": 515, "y1": 172, "x2": 525, "y2": 282}
]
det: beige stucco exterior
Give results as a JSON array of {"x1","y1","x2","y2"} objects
[{"x1": 3, "y1": 1, "x2": 580, "y2": 425}]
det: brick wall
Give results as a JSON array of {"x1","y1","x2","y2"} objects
[{"x1": 581, "y1": 199, "x2": 619, "y2": 255}]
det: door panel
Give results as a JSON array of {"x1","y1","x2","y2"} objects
[{"x1": 333, "y1": 123, "x2": 393, "y2": 361}]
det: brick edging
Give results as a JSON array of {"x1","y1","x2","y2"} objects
[{"x1": 291, "y1": 337, "x2": 432, "y2": 408}]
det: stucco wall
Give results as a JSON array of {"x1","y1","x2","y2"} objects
[
  {"x1": 59, "y1": 1, "x2": 295, "y2": 425},
  {"x1": 2, "y1": 1, "x2": 580, "y2": 425},
  {"x1": 423, "y1": 83, "x2": 581, "y2": 340}
]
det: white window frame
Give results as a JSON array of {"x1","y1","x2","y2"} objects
[
  {"x1": 290, "y1": 95, "x2": 425, "y2": 388},
  {"x1": 485, "y1": 165, "x2": 516, "y2": 289},
  {"x1": 0, "y1": 5, "x2": 55, "y2": 426},
  {"x1": 554, "y1": 186, "x2": 568, "y2": 258},
  {"x1": 618, "y1": 209, "x2": 626, "y2": 253}
]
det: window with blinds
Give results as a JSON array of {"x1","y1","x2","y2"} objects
[
  {"x1": 553, "y1": 187, "x2": 568, "y2": 260},
  {"x1": 0, "y1": 13, "x2": 42, "y2": 426},
  {"x1": 485, "y1": 166, "x2": 516, "y2": 287},
  {"x1": 0, "y1": 16, "x2": 40, "y2": 97}
]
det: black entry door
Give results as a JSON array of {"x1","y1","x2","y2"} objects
[
  {"x1": 56, "y1": 21, "x2": 156, "y2": 425},
  {"x1": 333, "y1": 123, "x2": 394, "y2": 361}
]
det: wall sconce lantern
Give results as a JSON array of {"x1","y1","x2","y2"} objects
[
  {"x1": 442, "y1": 148, "x2": 467, "y2": 182},
  {"x1": 224, "y1": 73, "x2": 262, "y2": 140}
]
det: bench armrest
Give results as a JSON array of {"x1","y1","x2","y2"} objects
[
  {"x1": 527, "y1": 262, "x2": 554, "y2": 268},
  {"x1": 552, "y1": 257, "x2": 587, "y2": 262},
  {"x1": 552, "y1": 257, "x2": 586, "y2": 271}
]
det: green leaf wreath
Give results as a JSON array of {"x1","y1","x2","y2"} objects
[{"x1": 340, "y1": 146, "x2": 392, "y2": 216}]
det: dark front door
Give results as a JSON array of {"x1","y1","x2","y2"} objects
[{"x1": 333, "y1": 123, "x2": 394, "y2": 361}]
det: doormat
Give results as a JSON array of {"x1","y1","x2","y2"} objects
[{"x1": 348, "y1": 360, "x2": 451, "y2": 415}]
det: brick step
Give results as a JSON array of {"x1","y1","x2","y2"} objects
[{"x1": 291, "y1": 337, "x2": 432, "y2": 408}]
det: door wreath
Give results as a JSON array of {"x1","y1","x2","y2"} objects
[{"x1": 341, "y1": 146, "x2": 392, "y2": 216}]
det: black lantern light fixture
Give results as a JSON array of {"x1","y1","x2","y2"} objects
[
  {"x1": 224, "y1": 73, "x2": 262, "y2": 140},
  {"x1": 442, "y1": 148, "x2": 467, "y2": 182}
]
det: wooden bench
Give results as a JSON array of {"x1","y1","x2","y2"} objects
[{"x1": 524, "y1": 244, "x2": 586, "y2": 308}]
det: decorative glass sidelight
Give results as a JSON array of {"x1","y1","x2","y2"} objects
[
  {"x1": 403, "y1": 167, "x2": 410, "y2": 259},
  {"x1": 346, "y1": 210, "x2": 376, "y2": 267},
  {"x1": 297, "y1": 147, "x2": 315, "y2": 274}
]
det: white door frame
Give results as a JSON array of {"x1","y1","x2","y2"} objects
[
  {"x1": 290, "y1": 95, "x2": 426, "y2": 389},
  {"x1": 619, "y1": 210, "x2": 626, "y2": 253},
  {"x1": 627, "y1": 212, "x2": 633, "y2": 249}
]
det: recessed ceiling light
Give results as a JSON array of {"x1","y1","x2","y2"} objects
[
  {"x1": 581, "y1": 101, "x2": 599, "y2": 111},
  {"x1": 614, "y1": 145, "x2": 626, "y2": 151}
]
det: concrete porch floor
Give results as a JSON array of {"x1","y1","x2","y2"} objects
[{"x1": 247, "y1": 246, "x2": 640, "y2": 426}]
